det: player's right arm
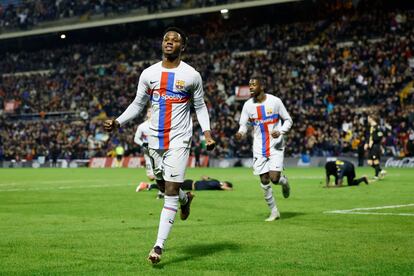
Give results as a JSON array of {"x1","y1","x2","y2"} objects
[
  {"x1": 235, "y1": 103, "x2": 249, "y2": 141},
  {"x1": 104, "y1": 71, "x2": 150, "y2": 132}
]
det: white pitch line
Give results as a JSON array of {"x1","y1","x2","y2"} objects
[
  {"x1": 0, "y1": 179, "x2": 116, "y2": 186},
  {"x1": 0, "y1": 183, "x2": 133, "y2": 192},
  {"x1": 333, "y1": 212, "x2": 414, "y2": 216},
  {"x1": 325, "y1": 203, "x2": 414, "y2": 217}
]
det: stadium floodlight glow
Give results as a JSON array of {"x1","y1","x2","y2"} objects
[
  {"x1": 60, "y1": 34, "x2": 66, "y2": 39},
  {"x1": 220, "y1": 9, "x2": 229, "y2": 14}
]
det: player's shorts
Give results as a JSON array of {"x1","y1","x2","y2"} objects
[
  {"x1": 368, "y1": 145, "x2": 381, "y2": 161},
  {"x1": 148, "y1": 147, "x2": 190, "y2": 182},
  {"x1": 252, "y1": 149, "x2": 284, "y2": 175},
  {"x1": 143, "y1": 153, "x2": 155, "y2": 179}
]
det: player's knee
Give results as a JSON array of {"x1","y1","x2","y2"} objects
[
  {"x1": 260, "y1": 176, "x2": 270, "y2": 185},
  {"x1": 270, "y1": 175, "x2": 280, "y2": 184},
  {"x1": 164, "y1": 181, "x2": 180, "y2": 196}
]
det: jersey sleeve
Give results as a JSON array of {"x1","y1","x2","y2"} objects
[
  {"x1": 134, "y1": 125, "x2": 143, "y2": 146},
  {"x1": 192, "y1": 72, "x2": 211, "y2": 132},
  {"x1": 238, "y1": 103, "x2": 249, "y2": 134},
  {"x1": 275, "y1": 98, "x2": 293, "y2": 134},
  {"x1": 116, "y1": 71, "x2": 150, "y2": 126}
]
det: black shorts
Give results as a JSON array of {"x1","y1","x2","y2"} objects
[
  {"x1": 181, "y1": 180, "x2": 193, "y2": 190},
  {"x1": 368, "y1": 145, "x2": 381, "y2": 161}
]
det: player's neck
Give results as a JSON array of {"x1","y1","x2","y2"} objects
[
  {"x1": 254, "y1": 93, "x2": 266, "y2": 103},
  {"x1": 162, "y1": 56, "x2": 181, "y2": 69}
]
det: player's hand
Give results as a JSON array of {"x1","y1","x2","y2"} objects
[
  {"x1": 103, "y1": 119, "x2": 120, "y2": 132},
  {"x1": 271, "y1": 131, "x2": 281, "y2": 138},
  {"x1": 205, "y1": 138, "x2": 216, "y2": 151},
  {"x1": 364, "y1": 143, "x2": 368, "y2": 151},
  {"x1": 235, "y1": 132, "x2": 243, "y2": 141},
  {"x1": 142, "y1": 142, "x2": 148, "y2": 149}
]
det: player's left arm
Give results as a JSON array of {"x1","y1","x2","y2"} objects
[
  {"x1": 271, "y1": 98, "x2": 293, "y2": 138},
  {"x1": 192, "y1": 72, "x2": 215, "y2": 151},
  {"x1": 134, "y1": 126, "x2": 144, "y2": 146}
]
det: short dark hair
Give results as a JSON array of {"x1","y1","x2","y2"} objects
[
  {"x1": 250, "y1": 74, "x2": 267, "y2": 88},
  {"x1": 164, "y1": 26, "x2": 188, "y2": 46},
  {"x1": 223, "y1": 181, "x2": 233, "y2": 188}
]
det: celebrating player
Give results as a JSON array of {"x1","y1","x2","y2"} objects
[
  {"x1": 325, "y1": 159, "x2": 369, "y2": 187},
  {"x1": 235, "y1": 75, "x2": 293, "y2": 222},
  {"x1": 104, "y1": 27, "x2": 215, "y2": 264}
]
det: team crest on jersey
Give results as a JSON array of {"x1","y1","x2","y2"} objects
[
  {"x1": 266, "y1": 108, "x2": 273, "y2": 115},
  {"x1": 175, "y1": 80, "x2": 185, "y2": 90}
]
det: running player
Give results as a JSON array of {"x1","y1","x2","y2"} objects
[
  {"x1": 104, "y1": 27, "x2": 215, "y2": 264},
  {"x1": 325, "y1": 159, "x2": 369, "y2": 187},
  {"x1": 235, "y1": 75, "x2": 293, "y2": 222}
]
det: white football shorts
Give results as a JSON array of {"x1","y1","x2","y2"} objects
[
  {"x1": 252, "y1": 148, "x2": 284, "y2": 175},
  {"x1": 148, "y1": 147, "x2": 190, "y2": 182}
]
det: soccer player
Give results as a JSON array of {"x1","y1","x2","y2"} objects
[
  {"x1": 325, "y1": 159, "x2": 369, "y2": 187},
  {"x1": 103, "y1": 27, "x2": 215, "y2": 264},
  {"x1": 364, "y1": 113, "x2": 386, "y2": 180},
  {"x1": 134, "y1": 109, "x2": 164, "y2": 199},
  {"x1": 235, "y1": 75, "x2": 293, "y2": 222},
  {"x1": 137, "y1": 176, "x2": 233, "y2": 192}
]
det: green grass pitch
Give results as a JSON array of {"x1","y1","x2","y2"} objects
[{"x1": 0, "y1": 167, "x2": 413, "y2": 275}]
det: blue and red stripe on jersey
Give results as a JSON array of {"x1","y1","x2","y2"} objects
[
  {"x1": 156, "y1": 72, "x2": 191, "y2": 149},
  {"x1": 254, "y1": 105, "x2": 279, "y2": 157}
]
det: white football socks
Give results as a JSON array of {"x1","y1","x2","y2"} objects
[
  {"x1": 178, "y1": 188, "x2": 188, "y2": 205},
  {"x1": 279, "y1": 175, "x2": 287, "y2": 185},
  {"x1": 155, "y1": 195, "x2": 179, "y2": 249},
  {"x1": 261, "y1": 183, "x2": 278, "y2": 213}
]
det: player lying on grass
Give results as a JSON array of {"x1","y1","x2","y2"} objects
[
  {"x1": 137, "y1": 176, "x2": 233, "y2": 192},
  {"x1": 325, "y1": 159, "x2": 369, "y2": 188}
]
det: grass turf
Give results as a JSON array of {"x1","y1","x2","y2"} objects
[{"x1": 0, "y1": 167, "x2": 413, "y2": 275}]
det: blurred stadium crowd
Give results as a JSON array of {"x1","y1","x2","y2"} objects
[
  {"x1": 1, "y1": 1, "x2": 414, "y2": 162},
  {"x1": 0, "y1": 0, "x2": 230, "y2": 31}
]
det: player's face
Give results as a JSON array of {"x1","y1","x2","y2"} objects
[
  {"x1": 249, "y1": 79, "x2": 263, "y2": 97},
  {"x1": 162, "y1": 31, "x2": 183, "y2": 58}
]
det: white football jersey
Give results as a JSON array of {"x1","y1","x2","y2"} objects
[
  {"x1": 238, "y1": 94, "x2": 293, "y2": 158},
  {"x1": 134, "y1": 120, "x2": 150, "y2": 146},
  {"x1": 117, "y1": 61, "x2": 211, "y2": 149}
]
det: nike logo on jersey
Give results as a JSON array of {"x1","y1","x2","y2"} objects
[
  {"x1": 150, "y1": 80, "x2": 158, "y2": 84},
  {"x1": 170, "y1": 174, "x2": 179, "y2": 177}
]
